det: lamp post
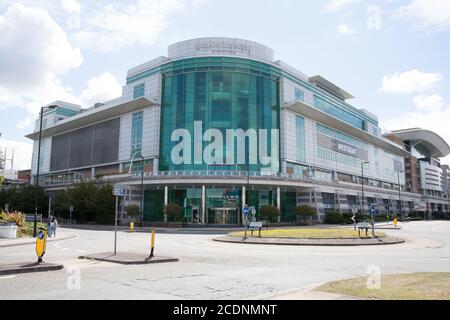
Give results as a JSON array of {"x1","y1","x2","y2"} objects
[
  {"x1": 397, "y1": 169, "x2": 405, "y2": 219},
  {"x1": 34, "y1": 105, "x2": 57, "y2": 238},
  {"x1": 360, "y1": 161, "x2": 370, "y2": 216},
  {"x1": 129, "y1": 151, "x2": 145, "y2": 227}
]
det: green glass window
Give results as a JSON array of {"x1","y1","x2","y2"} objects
[
  {"x1": 133, "y1": 83, "x2": 145, "y2": 99},
  {"x1": 296, "y1": 116, "x2": 305, "y2": 162},
  {"x1": 131, "y1": 111, "x2": 143, "y2": 157},
  {"x1": 160, "y1": 69, "x2": 280, "y2": 173}
]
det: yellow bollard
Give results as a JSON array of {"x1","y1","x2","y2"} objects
[
  {"x1": 130, "y1": 221, "x2": 135, "y2": 232},
  {"x1": 394, "y1": 218, "x2": 398, "y2": 227},
  {"x1": 149, "y1": 228, "x2": 155, "y2": 258}
]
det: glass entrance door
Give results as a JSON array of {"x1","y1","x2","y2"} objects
[{"x1": 207, "y1": 208, "x2": 239, "y2": 224}]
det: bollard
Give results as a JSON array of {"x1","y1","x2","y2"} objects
[
  {"x1": 149, "y1": 228, "x2": 155, "y2": 259},
  {"x1": 35, "y1": 227, "x2": 48, "y2": 263},
  {"x1": 394, "y1": 218, "x2": 398, "y2": 227},
  {"x1": 130, "y1": 221, "x2": 135, "y2": 232}
]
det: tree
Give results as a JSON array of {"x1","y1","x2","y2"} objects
[
  {"x1": 6, "y1": 185, "x2": 48, "y2": 214},
  {"x1": 259, "y1": 205, "x2": 280, "y2": 223},
  {"x1": 296, "y1": 205, "x2": 316, "y2": 225},
  {"x1": 164, "y1": 203, "x2": 183, "y2": 222}
]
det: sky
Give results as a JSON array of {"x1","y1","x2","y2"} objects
[{"x1": 1, "y1": 0, "x2": 450, "y2": 170}]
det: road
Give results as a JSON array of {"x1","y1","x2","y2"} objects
[{"x1": 0, "y1": 221, "x2": 449, "y2": 300}]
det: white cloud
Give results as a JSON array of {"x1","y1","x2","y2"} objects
[
  {"x1": 324, "y1": 0, "x2": 361, "y2": 12},
  {"x1": 61, "y1": 0, "x2": 81, "y2": 14},
  {"x1": 394, "y1": 0, "x2": 450, "y2": 30},
  {"x1": 337, "y1": 24, "x2": 356, "y2": 34},
  {"x1": 379, "y1": 70, "x2": 442, "y2": 94},
  {"x1": 72, "y1": 0, "x2": 196, "y2": 52},
  {"x1": 0, "y1": 138, "x2": 33, "y2": 170},
  {"x1": 16, "y1": 117, "x2": 33, "y2": 130},
  {"x1": 382, "y1": 105, "x2": 450, "y2": 165},
  {"x1": 0, "y1": 3, "x2": 83, "y2": 115},
  {"x1": 412, "y1": 94, "x2": 444, "y2": 112},
  {"x1": 79, "y1": 73, "x2": 122, "y2": 107}
]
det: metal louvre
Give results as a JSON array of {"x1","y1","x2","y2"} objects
[{"x1": 50, "y1": 118, "x2": 120, "y2": 171}]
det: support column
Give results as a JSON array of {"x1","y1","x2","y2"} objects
[
  {"x1": 164, "y1": 186, "x2": 168, "y2": 223},
  {"x1": 153, "y1": 158, "x2": 159, "y2": 176},
  {"x1": 242, "y1": 186, "x2": 246, "y2": 226},
  {"x1": 202, "y1": 186, "x2": 206, "y2": 225},
  {"x1": 277, "y1": 187, "x2": 281, "y2": 223},
  {"x1": 91, "y1": 167, "x2": 95, "y2": 179}
]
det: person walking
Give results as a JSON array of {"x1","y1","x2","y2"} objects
[
  {"x1": 47, "y1": 215, "x2": 53, "y2": 238},
  {"x1": 49, "y1": 216, "x2": 58, "y2": 238}
]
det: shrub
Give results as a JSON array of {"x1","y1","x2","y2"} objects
[
  {"x1": 0, "y1": 210, "x2": 25, "y2": 227},
  {"x1": 324, "y1": 211, "x2": 343, "y2": 224},
  {"x1": 259, "y1": 205, "x2": 280, "y2": 223},
  {"x1": 126, "y1": 205, "x2": 141, "y2": 216},
  {"x1": 164, "y1": 203, "x2": 183, "y2": 222},
  {"x1": 296, "y1": 205, "x2": 316, "y2": 220}
]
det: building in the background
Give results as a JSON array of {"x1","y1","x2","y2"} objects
[
  {"x1": 385, "y1": 129, "x2": 450, "y2": 215},
  {"x1": 26, "y1": 37, "x2": 450, "y2": 225}
]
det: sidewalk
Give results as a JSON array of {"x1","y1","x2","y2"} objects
[{"x1": 0, "y1": 230, "x2": 77, "y2": 248}]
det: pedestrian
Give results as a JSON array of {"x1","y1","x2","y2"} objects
[
  {"x1": 47, "y1": 215, "x2": 53, "y2": 238},
  {"x1": 50, "y1": 216, "x2": 58, "y2": 238}
]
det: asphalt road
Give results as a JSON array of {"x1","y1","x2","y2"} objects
[{"x1": 0, "y1": 221, "x2": 449, "y2": 300}]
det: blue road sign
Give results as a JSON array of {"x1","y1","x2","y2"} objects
[{"x1": 243, "y1": 207, "x2": 249, "y2": 215}]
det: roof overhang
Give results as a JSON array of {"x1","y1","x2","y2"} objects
[
  {"x1": 309, "y1": 75, "x2": 354, "y2": 100},
  {"x1": 26, "y1": 97, "x2": 157, "y2": 140},
  {"x1": 389, "y1": 128, "x2": 450, "y2": 158},
  {"x1": 285, "y1": 101, "x2": 408, "y2": 156}
]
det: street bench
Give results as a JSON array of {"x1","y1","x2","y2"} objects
[{"x1": 356, "y1": 222, "x2": 371, "y2": 237}]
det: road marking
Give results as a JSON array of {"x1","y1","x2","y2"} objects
[
  {"x1": 76, "y1": 250, "x2": 87, "y2": 253},
  {"x1": 0, "y1": 275, "x2": 16, "y2": 280}
]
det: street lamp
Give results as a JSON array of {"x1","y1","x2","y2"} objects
[
  {"x1": 34, "y1": 105, "x2": 57, "y2": 238},
  {"x1": 129, "y1": 151, "x2": 145, "y2": 227},
  {"x1": 360, "y1": 161, "x2": 370, "y2": 216},
  {"x1": 397, "y1": 169, "x2": 405, "y2": 219}
]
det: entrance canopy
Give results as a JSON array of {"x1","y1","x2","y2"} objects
[{"x1": 390, "y1": 128, "x2": 450, "y2": 158}]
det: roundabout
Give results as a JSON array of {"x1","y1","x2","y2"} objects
[{"x1": 214, "y1": 227, "x2": 405, "y2": 246}]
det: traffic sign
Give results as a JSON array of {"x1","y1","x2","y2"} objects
[
  {"x1": 35, "y1": 227, "x2": 48, "y2": 263},
  {"x1": 243, "y1": 207, "x2": 249, "y2": 215},
  {"x1": 113, "y1": 185, "x2": 125, "y2": 196}
]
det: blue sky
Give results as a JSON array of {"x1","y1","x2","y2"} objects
[{"x1": 1, "y1": 0, "x2": 450, "y2": 169}]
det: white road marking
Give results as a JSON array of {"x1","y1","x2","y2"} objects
[
  {"x1": 0, "y1": 275, "x2": 16, "y2": 280},
  {"x1": 76, "y1": 250, "x2": 87, "y2": 253}
]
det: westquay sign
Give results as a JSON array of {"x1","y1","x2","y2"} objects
[{"x1": 171, "y1": 121, "x2": 279, "y2": 173}]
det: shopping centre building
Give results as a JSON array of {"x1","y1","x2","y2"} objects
[{"x1": 26, "y1": 37, "x2": 450, "y2": 224}]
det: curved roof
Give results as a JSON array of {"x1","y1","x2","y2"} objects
[{"x1": 390, "y1": 128, "x2": 450, "y2": 158}]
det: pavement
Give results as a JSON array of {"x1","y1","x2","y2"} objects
[
  {"x1": 0, "y1": 262, "x2": 64, "y2": 276},
  {"x1": 0, "y1": 220, "x2": 449, "y2": 300},
  {"x1": 0, "y1": 230, "x2": 77, "y2": 248}
]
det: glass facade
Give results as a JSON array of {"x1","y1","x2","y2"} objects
[
  {"x1": 314, "y1": 95, "x2": 365, "y2": 130},
  {"x1": 159, "y1": 60, "x2": 280, "y2": 173},
  {"x1": 131, "y1": 111, "x2": 143, "y2": 157},
  {"x1": 296, "y1": 115, "x2": 305, "y2": 162}
]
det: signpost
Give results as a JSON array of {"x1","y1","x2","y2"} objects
[
  {"x1": 370, "y1": 205, "x2": 376, "y2": 237},
  {"x1": 69, "y1": 206, "x2": 74, "y2": 225},
  {"x1": 351, "y1": 205, "x2": 358, "y2": 231},
  {"x1": 35, "y1": 227, "x2": 48, "y2": 263},
  {"x1": 113, "y1": 185, "x2": 125, "y2": 255}
]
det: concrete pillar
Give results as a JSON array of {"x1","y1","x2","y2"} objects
[
  {"x1": 277, "y1": 187, "x2": 281, "y2": 223},
  {"x1": 153, "y1": 158, "x2": 159, "y2": 176},
  {"x1": 119, "y1": 163, "x2": 123, "y2": 174},
  {"x1": 242, "y1": 186, "x2": 246, "y2": 226},
  {"x1": 91, "y1": 167, "x2": 95, "y2": 179},
  {"x1": 164, "y1": 186, "x2": 168, "y2": 223},
  {"x1": 202, "y1": 186, "x2": 206, "y2": 225}
]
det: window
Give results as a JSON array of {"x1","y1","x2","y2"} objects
[
  {"x1": 133, "y1": 83, "x2": 145, "y2": 99},
  {"x1": 131, "y1": 111, "x2": 143, "y2": 157},
  {"x1": 296, "y1": 116, "x2": 305, "y2": 162},
  {"x1": 295, "y1": 88, "x2": 304, "y2": 102}
]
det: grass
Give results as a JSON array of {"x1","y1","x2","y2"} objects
[
  {"x1": 317, "y1": 273, "x2": 450, "y2": 300},
  {"x1": 229, "y1": 228, "x2": 385, "y2": 239}
]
